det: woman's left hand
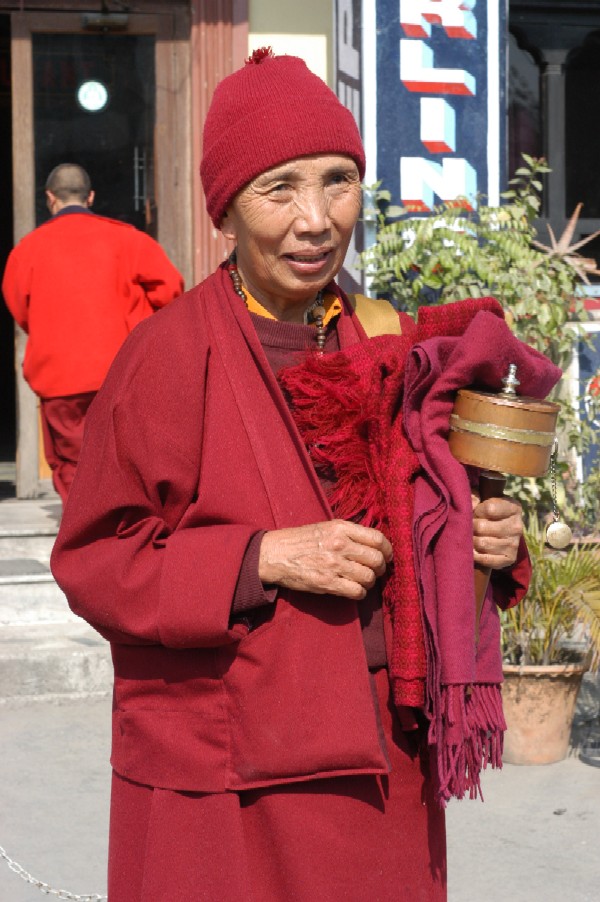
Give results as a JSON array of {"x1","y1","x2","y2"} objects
[{"x1": 471, "y1": 496, "x2": 523, "y2": 570}]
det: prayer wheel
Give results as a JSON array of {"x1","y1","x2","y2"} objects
[{"x1": 448, "y1": 365, "x2": 561, "y2": 641}]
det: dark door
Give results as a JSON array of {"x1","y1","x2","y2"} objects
[
  {"x1": 0, "y1": 14, "x2": 15, "y2": 471},
  {"x1": 32, "y1": 31, "x2": 156, "y2": 233}
]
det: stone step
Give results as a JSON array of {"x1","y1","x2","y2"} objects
[
  {"x1": 0, "y1": 496, "x2": 112, "y2": 699},
  {"x1": 0, "y1": 571, "x2": 78, "y2": 626},
  {"x1": 0, "y1": 557, "x2": 54, "y2": 583},
  {"x1": 0, "y1": 497, "x2": 60, "y2": 563},
  {"x1": 0, "y1": 620, "x2": 112, "y2": 701},
  {"x1": 0, "y1": 497, "x2": 61, "y2": 534},
  {"x1": 0, "y1": 532, "x2": 56, "y2": 563}
]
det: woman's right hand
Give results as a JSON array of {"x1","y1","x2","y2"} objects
[{"x1": 258, "y1": 520, "x2": 393, "y2": 600}]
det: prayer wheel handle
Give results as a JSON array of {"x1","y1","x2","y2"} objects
[{"x1": 474, "y1": 470, "x2": 506, "y2": 645}]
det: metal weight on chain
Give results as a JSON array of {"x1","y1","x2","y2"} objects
[
  {"x1": 545, "y1": 438, "x2": 573, "y2": 549},
  {"x1": 546, "y1": 521, "x2": 573, "y2": 549}
]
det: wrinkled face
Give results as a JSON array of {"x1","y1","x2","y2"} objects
[{"x1": 220, "y1": 154, "x2": 362, "y2": 320}]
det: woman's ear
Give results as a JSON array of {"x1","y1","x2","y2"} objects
[{"x1": 220, "y1": 209, "x2": 237, "y2": 242}]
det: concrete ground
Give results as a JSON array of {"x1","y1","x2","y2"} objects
[
  {"x1": 0, "y1": 695, "x2": 111, "y2": 902},
  {"x1": 0, "y1": 481, "x2": 598, "y2": 900},
  {"x1": 1, "y1": 691, "x2": 599, "y2": 902}
]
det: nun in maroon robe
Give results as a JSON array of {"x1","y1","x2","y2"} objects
[{"x1": 51, "y1": 49, "x2": 532, "y2": 902}]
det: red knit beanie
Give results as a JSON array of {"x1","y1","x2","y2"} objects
[{"x1": 201, "y1": 48, "x2": 366, "y2": 227}]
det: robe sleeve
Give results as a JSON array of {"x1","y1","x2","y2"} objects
[
  {"x1": 1, "y1": 244, "x2": 31, "y2": 332},
  {"x1": 50, "y1": 311, "x2": 257, "y2": 649},
  {"x1": 131, "y1": 230, "x2": 184, "y2": 310},
  {"x1": 491, "y1": 536, "x2": 532, "y2": 611},
  {"x1": 232, "y1": 531, "x2": 277, "y2": 615}
]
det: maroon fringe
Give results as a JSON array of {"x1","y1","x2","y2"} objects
[
  {"x1": 280, "y1": 341, "x2": 428, "y2": 713},
  {"x1": 432, "y1": 683, "x2": 506, "y2": 805},
  {"x1": 280, "y1": 352, "x2": 386, "y2": 529}
]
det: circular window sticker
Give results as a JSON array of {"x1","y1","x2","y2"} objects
[{"x1": 77, "y1": 80, "x2": 109, "y2": 113}]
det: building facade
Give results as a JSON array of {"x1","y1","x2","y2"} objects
[{"x1": 1, "y1": 0, "x2": 599, "y2": 495}]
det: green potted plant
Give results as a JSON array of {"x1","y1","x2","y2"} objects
[
  {"x1": 358, "y1": 155, "x2": 600, "y2": 533},
  {"x1": 500, "y1": 518, "x2": 600, "y2": 764},
  {"x1": 358, "y1": 157, "x2": 600, "y2": 762}
]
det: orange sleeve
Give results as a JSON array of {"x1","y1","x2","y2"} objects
[
  {"x1": 1, "y1": 243, "x2": 31, "y2": 332},
  {"x1": 131, "y1": 232, "x2": 184, "y2": 310}
]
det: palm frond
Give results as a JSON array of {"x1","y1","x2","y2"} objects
[{"x1": 501, "y1": 520, "x2": 600, "y2": 669}]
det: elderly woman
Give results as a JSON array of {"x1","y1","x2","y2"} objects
[{"x1": 51, "y1": 51, "x2": 541, "y2": 902}]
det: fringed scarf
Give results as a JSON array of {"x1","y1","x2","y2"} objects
[{"x1": 279, "y1": 297, "x2": 561, "y2": 804}]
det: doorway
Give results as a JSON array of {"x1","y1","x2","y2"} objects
[
  {"x1": 7, "y1": 10, "x2": 192, "y2": 497},
  {"x1": 31, "y1": 31, "x2": 156, "y2": 233},
  {"x1": 0, "y1": 14, "x2": 15, "y2": 470}
]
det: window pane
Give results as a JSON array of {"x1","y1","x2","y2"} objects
[
  {"x1": 508, "y1": 33, "x2": 542, "y2": 181},
  {"x1": 566, "y1": 31, "x2": 600, "y2": 218}
]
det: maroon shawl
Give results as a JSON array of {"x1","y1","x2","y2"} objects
[{"x1": 280, "y1": 297, "x2": 561, "y2": 803}]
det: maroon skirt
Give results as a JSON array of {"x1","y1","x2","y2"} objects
[
  {"x1": 40, "y1": 392, "x2": 96, "y2": 502},
  {"x1": 108, "y1": 667, "x2": 446, "y2": 901}
]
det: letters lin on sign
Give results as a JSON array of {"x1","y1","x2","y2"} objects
[
  {"x1": 377, "y1": 0, "x2": 503, "y2": 212},
  {"x1": 401, "y1": 0, "x2": 477, "y2": 209}
]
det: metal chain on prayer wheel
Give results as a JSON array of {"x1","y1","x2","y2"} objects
[{"x1": 448, "y1": 364, "x2": 570, "y2": 642}]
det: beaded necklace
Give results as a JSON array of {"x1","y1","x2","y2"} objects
[{"x1": 227, "y1": 250, "x2": 327, "y2": 352}]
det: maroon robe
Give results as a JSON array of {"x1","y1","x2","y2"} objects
[
  {"x1": 52, "y1": 266, "x2": 526, "y2": 899},
  {"x1": 51, "y1": 267, "x2": 391, "y2": 792}
]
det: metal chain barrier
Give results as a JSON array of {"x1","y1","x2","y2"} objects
[{"x1": 0, "y1": 844, "x2": 107, "y2": 901}]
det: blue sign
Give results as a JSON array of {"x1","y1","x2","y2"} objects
[
  {"x1": 374, "y1": 0, "x2": 506, "y2": 210},
  {"x1": 335, "y1": 0, "x2": 365, "y2": 290}
]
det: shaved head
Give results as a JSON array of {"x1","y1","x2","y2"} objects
[{"x1": 45, "y1": 164, "x2": 92, "y2": 204}]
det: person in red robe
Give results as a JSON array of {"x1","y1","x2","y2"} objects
[
  {"x1": 51, "y1": 51, "x2": 533, "y2": 901},
  {"x1": 2, "y1": 163, "x2": 184, "y2": 501}
]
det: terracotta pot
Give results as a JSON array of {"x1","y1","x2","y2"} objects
[{"x1": 502, "y1": 663, "x2": 587, "y2": 765}]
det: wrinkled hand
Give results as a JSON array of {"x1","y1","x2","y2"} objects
[
  {"x1": 472, "y1": 496, "x2": 523, "y2": 570},
  {"x1": 259, "y1": 520, "x2": 393, "y2": 600}
]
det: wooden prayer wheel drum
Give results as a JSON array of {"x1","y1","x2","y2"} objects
[
  {"x1": 449, "y1": 389, "x2": 560, "y2": 478},
  {"x1": 448, "y1": 364, "x2": 560, "y2": 640}
]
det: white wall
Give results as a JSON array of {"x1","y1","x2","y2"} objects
[{"x1": 248, "y1": 0, "x2": 333, "y2": 84}]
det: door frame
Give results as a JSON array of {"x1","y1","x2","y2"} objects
[{"x1": 10, "y1": 10, "x2": 192, "y2": 497}]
